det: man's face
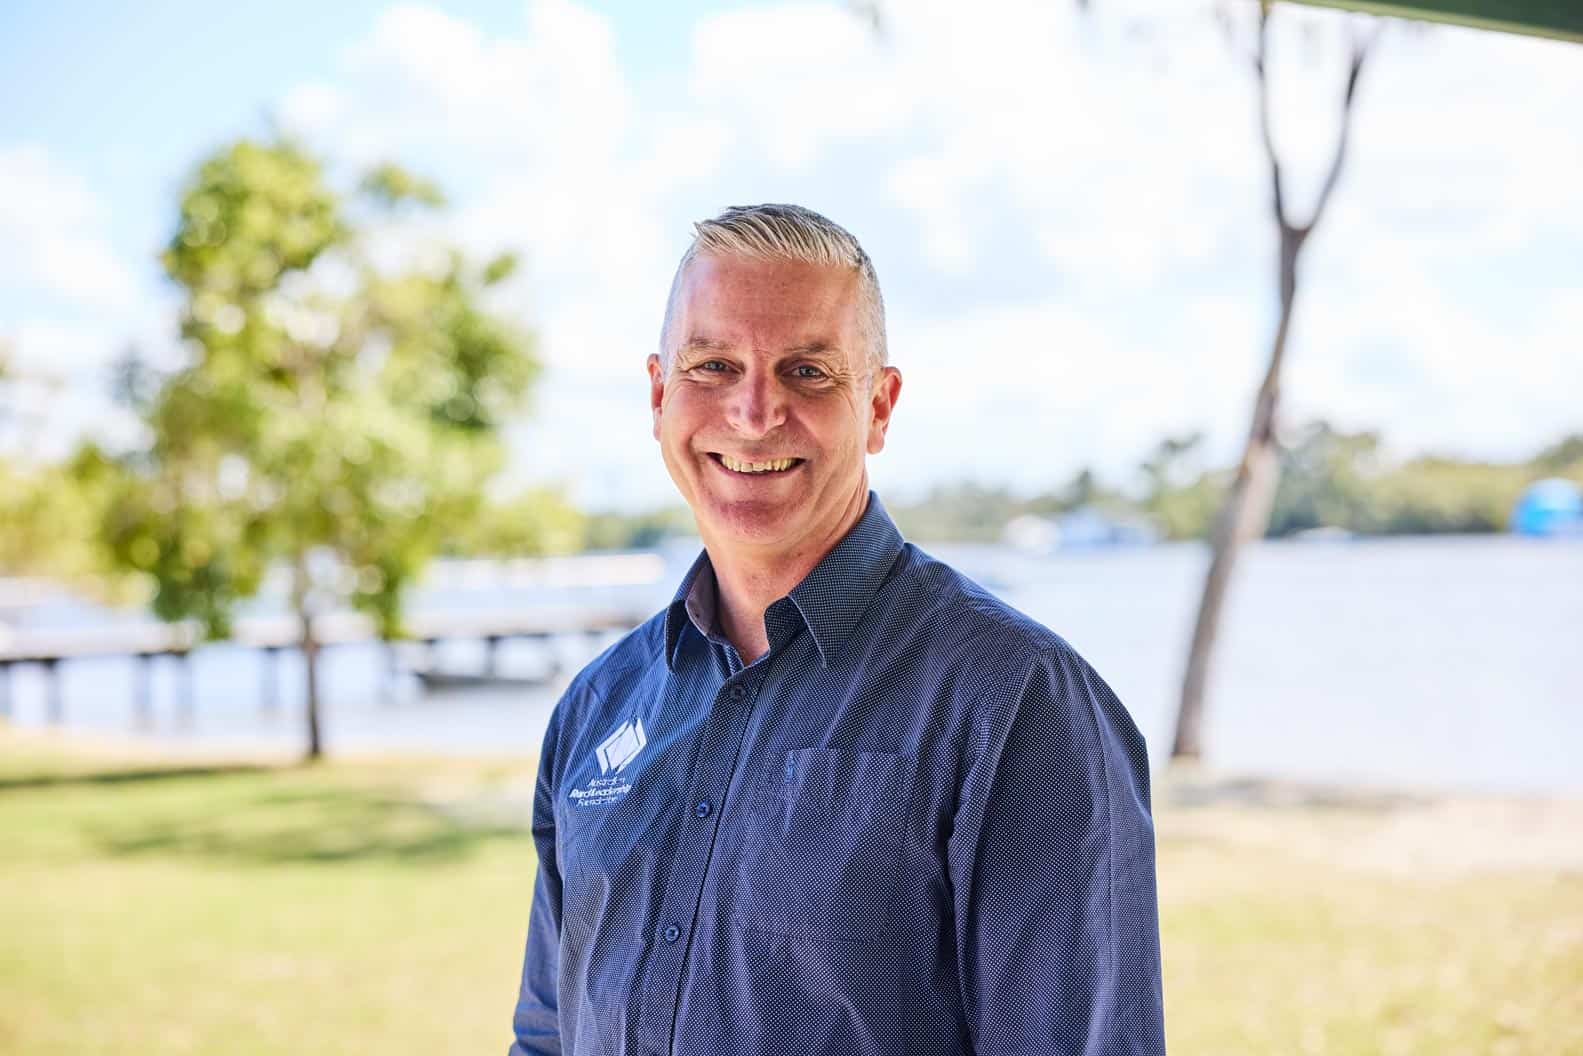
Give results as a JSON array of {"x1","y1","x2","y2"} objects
[{"x1": 648, "y1": 253, "x2": 901, "y2": 560}]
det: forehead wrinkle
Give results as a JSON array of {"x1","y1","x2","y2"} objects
[
  {"x1": 678, "y1": 335, "x2": 733, "y2": 354},
  {"x1": 786, "y1": 341, "x2": 837, "y2": 358}
]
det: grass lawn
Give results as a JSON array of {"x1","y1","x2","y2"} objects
[{"x1": 1, "y1": 727, "x2": 1579, "y2": 1055}]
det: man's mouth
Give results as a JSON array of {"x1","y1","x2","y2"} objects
[{"x1": 709, "y1": 453, "x2": 805, "y2": 475}]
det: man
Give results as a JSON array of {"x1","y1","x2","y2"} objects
[{"x1": 510, "y1": 204, "x2": 1165, "y2": 1055}]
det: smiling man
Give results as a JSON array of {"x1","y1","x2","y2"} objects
[{"x1": 509, "y1": 204, "x2": 1166, "y2": 1056}]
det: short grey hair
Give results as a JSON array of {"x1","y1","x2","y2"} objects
[{"x1": 658, "y1": 203, "x2": 888, "y2": 378}]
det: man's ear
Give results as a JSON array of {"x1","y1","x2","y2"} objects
[
  {"x1": 866, "y1": 366, "x2": 902, "y2": 455},
  {"x1": 647, "y1": 353, "x2": 665, "y2": 441}
]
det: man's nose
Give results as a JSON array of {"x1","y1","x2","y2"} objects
[{"x1": 725, "y1": 369, "x2": 787, "y2": 437}]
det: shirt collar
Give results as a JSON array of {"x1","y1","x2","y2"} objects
[{"x1": 663, "y1": 490, "x2": 906, "y2": 671}]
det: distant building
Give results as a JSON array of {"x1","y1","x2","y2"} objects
[
  {"x1": 1510, "y1": 478, "x2": 1583, "y2": 537},
  {"x1": 1003, "y1": 514, "x2": 1061, "y2": 553},
  {"x1": 1003, "y1": 507, "x2": 1159, "y2": 553}
]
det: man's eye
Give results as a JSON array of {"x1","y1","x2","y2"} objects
[
  {"x1": 794, "y1": 364, "x2": 826, "y2": 379},
  {"x1": 696, "y1": 360, "x2": 729, "y2": 373}
]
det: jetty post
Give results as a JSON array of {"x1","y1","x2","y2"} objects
[
  {"x1": 42, "y1": 658, "x2": 62, "y2": 724},
  {"x1": 134, "y1": 654, "x2": 155, "y2": 729},
  {"x1": 261, "y1": 646, "x2": 281, "y2": 715},
  {"x1": 175, "y1": 651, "x2": 195, "y2": 727}
]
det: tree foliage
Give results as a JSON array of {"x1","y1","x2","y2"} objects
[
  {"x1": 807, "y1": 424, "x2": 1582, "y2": 546},
  {"x1": 80, "y1": 137, "x2": 540, "y2": 756},
  {"x1": 452, "y1": 486, "x2": 587, "y2": 557}
]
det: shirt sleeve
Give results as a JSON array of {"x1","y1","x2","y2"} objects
[
  {"x1": 946, "y1": 644, "x2": 1166, "y2": 1056},
  {"x1": 509, "y1": 709, "x2": 565, "y2": 1056}
]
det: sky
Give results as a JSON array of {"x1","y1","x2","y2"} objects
[{"x1": 2, "y1": 0, "x2": 1580, "y2": 511}]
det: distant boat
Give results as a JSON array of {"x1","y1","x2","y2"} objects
[
  {"x1": 1510, "y1": 478, "x2": 1583, "y2": 537},
  {"x1": 1003, "y1": 507, "x2": 1159, "y2": 553},
  {"x1": 1291, "y1": 525, "x2": 1356, "y2": 543}
]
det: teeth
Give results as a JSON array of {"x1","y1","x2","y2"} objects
[{"x1": 720, "y1": 455, "x2": 797, "y2": 474}]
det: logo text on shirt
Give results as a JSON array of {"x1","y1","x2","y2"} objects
[{"x1": 570, "y1": 718, "x2": 646, "y2": 808}]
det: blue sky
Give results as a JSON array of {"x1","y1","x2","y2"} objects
[{"x1": 3, "y1": 1, "x2": 1580, "y2": 510}]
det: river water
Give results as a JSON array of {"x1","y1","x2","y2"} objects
[{"x1": 3, "y1": 535, "x2": 1579, "y2": 795}]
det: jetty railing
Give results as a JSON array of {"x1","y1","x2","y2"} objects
[{"x1": 0, "y1": 605, "x2": 650, "y2": 726}]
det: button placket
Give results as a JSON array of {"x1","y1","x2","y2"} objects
[{"x1": 637, "y1": 673, "x2": 760, "y2": 1055}]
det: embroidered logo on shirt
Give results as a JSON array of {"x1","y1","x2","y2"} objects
[
  {"x1": 596, "y1": 717, "x2": 646, "y2": 773},
  {"x1": 569, "y1": 718, "x2": 646, "y2": 808}
]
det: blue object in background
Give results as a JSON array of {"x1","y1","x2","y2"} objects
[{"x1": 1511, "y1": 478, "x2": 1583, "y2": 537}]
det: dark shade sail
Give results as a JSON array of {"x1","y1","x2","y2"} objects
[{"x1": 1287, "y1": 0, "x2": 1583, "y2": 42}]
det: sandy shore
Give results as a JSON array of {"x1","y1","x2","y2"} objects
[
  {"x1": 6, "y1": 723, "x2": 1581, "y2": 878},
  {"x1": 1159, "y1": 766, "x2": 1583, "y2": 877}
]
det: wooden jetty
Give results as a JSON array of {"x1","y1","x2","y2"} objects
[
  {"x1": 411, "y1": 670, "x2": 554, "y2": 692},
  {"x1": 0, "y1": 604, "x2": 651, "y2": 725}
]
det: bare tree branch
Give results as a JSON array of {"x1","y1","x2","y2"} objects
[
  {"x1": 1254, "y1": 4, "x2": 1289, "y2": 231},
  {"x1": 1300, "y1": 19, "x2": 1383, "y2": 235},
  {"x1": 847, "y1": 0, "x2": 886, "y2": 39}
]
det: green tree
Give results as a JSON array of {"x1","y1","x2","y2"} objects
[
  {"x1": 1265, "y1": 420, "x2": 1382, "y2": 537},
  {"x1": 89, "y1": 138, "x2": 538, "y2": 759},
  {"x1": 1531, "y1": 433, "x2": 1583, "y2": 476},
  {"x1": 1136, "y1": 432, "x2": 1223, "y2": 540},
  {"x1": 0, "y1": 341, "x2": 136, "y2": 598},
  {"x1": 452, "y1": 486, "x2": 587, "y2": 557},
  {"x1": 576, "y1": 505, "x2": 695, "y2": 551},
  {"x1": 890, "y1": 481, "x2": 1025, "y2": 542},
  {"x1": 1370, "y1": 454, "x2": 1528, "y2": 533},
  {"x1": 1023, "y1": 466, "x2": 1131, "y2": 520}
]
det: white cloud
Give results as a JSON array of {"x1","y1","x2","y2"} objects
[
  {"x1": 278, "y1": 81, "x2": 344, "y2": 134},
  {"x1": 888, "y1": 153, "x2": 983, "y2": 275},
  {"x1": 348, "y1": 0, "x2": 629, "y2": 158},
  {"x1": 876, "y1": 2, "x2": 1256, "y2": 285},
  {"x1": 874, "y1": 294, "x2": 1267, "y2": 497},
  {"x1": 280, "y1": 0, "x2": 725, "y2": 366},
  {"x1": 0, "y1": 318, "x2": 149, "y2": 461},
  {"x1": 271, "y1": 0, "x2": 1582, "y2": 506},
  {"x1": 0, "y1": 145, "x2": 139, "y2": 312},
  {"x1": 1285, "y1": 250, "x2": 1583, "y2": 463},
  {"x1": 690, "y1": 3, "x2": 909, "y2": 168}
]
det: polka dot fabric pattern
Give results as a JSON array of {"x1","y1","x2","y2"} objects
[{"x1": 509, "y1": 492, "x2": 1166, "y2": 1056}]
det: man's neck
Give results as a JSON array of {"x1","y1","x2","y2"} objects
[{"x1": 703, "y1": 488, "x2": 869, "y2": 665}]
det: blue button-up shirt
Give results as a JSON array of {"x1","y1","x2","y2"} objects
[{"x1": 510, "y1": 492, "x2": 1165, "y2": 1055}]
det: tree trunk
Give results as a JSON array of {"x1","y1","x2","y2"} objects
[
  {"x1": 1172, "y1": 231, "x2": 1299, "y2": 760},
  {"x1": 292, "y1": 559, "x2": 324, "y2": 762},
  {"x1": 1171, "y1": 7, "x2": 1376, "y2": 762}
]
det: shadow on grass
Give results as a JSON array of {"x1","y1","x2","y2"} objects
[
  {"x1": 0, "y1": 764, "x2": 272, "y2": 792},
  {"x1": 92, "y1": 788, "x2": 525, "y2": 865},
  {"x1": 1165, "y1": 773, "x2": 1431, "y2": 812},
  {"x1": 93, "y1": 802, "x2": 522, "y2": 865},
  {"x1": 7, "y1": 764, "x2": 533, "y2": 866}
]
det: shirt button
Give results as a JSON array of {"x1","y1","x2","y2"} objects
[
  {"x1": 728, "y1": 684, "x2": 747, "y2": 702},
  {"x1": 663, "y1": 924, "x2": 681, "y2": 943},
  {"x1": 693, "y1": 800, "x2": 712, "y2": 819}
]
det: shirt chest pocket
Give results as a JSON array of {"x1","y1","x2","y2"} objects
[{"x1": 732, "y1": 747, "x2": 915, "y2": 945}]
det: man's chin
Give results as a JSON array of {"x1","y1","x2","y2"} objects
[{"x1": 697, "y1": 496, "x2": 802, "y2": 549}]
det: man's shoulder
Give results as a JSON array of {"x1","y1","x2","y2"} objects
[
  {"x1": 885, "y1": 543, "x2": 1076, "y2": 669},
  {"x1": 891, "y1": 546, "x2": 1147, "y2": 780},
  {"x1": 559, "y1": 606, "x2": 670, "y2": 710}
]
